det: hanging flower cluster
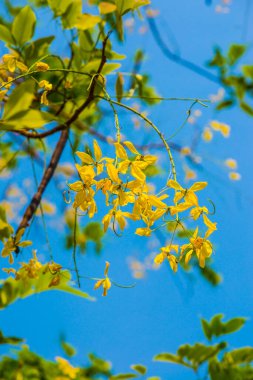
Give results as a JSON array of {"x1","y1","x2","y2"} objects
[{"x1": 69, "y1": 139, "x2": 217, "y2": 273}]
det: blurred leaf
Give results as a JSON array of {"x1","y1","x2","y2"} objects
[
  {"x1": 0, "y1": 330, "x2": 23, "y2": 345},
  {"x1": 110, "y1": 374, "x2": 137, "y2": 380},
  {"x1": 116, "y1": 72, "x2": 124, "y2": 102},
  {"x1": 130, "y1": 364, "x2": 147, "y2": 375},
  {"x1": 0, "y1": 24, "x2": 14, "y2": 45},
  {"x1": 12, "y1": 5, "x2": 36, "y2": 46},
  {"x1": 227, "y1": 44, "x2": 246, "y2": 66},
  {"x1": 240, "y1": 101, "x2": 253, "y2": 116},
  {"x1": 60, "y1": 338, "x2": 76, "y2": 357}
]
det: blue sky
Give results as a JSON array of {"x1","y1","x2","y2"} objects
[{"x1": 1, "y1": 1, "x2": 253, "y2": 379}]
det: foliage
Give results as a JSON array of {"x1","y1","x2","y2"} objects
[
  {"x1": 0, "y1": 315, "x2": 252, "y2": 379},
  {"x1": 208, "y1": 44, "x2": 253, "y2": 116},
  {"x1": 154, "y1": 315, "x2": 253, "y2": 380}
]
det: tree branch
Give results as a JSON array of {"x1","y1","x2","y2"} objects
[
  {"x1": 12, "y1": 125, "x2": 67, "y2": 139},
  {"x1": 17, "y1": 33, "x2": 110, "y2": 232}
]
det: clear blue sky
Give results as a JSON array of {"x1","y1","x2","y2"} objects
[{"x1": 1, "y1": 1, "x2": 253, "y2": 379}]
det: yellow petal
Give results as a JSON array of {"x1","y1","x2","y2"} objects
[
  {"x1": 114, "y1": 142, "x2": 128, "y2": 160},
  {"x1": 170, "y1": 202, "x2": 192, "y2": 215},
  {"x1": 229, "y1": 172, "x2": 241, "y2": 181},
  {"x1": 99, "y1": 2, "x2": 117, "y2": 14},
  {"x1": 75, "y1": 14, "x2": 101, "y2": 30},
  {"x1": 106, "y1": 163, "x2": 120, "y2": 182},
  {"x1": 94, "y1": 279, "x2": 104, "y2": 289},
  {"x1": 154, "y1": 252, "x2": 166, "y2": 265},
  {"x1": 167, "y1": 255, "x2": 178, "y2": 272},
  {"x1": 93, "y1": 139, "x2": 102, "y2": 162},
  {"x1": 189, "y1": 182, "x2": 207, "y2": 192},
  {"x1": 203, "y1": 214, "x2": 217, "y2": 232},
  {"x1": 225, "y1": 158, "x2": 237, "y2": 170},
  {"x1": 104, "y1": 261, "x2": 110, "y2": 276},
  {"x1": 123, "y1": 141, "x2": 139, "y2": 154},
  {"x1": 167, "y1": 179, "x2": 183, "y2": 191},
  {"x1": 76, "y1": 151, "x2": 94, "y2": 164},
  {"x1": 135, "y1": 227, "x2": 151, "y2": 236},
  {"x1": 130, "y1": 163, "x2": 146, "y2": 181},
  {"x1": 35, "y1": 62, "x2": 49, "y2": 72},
  {"x1": 148, "y1": 195, "x2": 167, "y2": 209}
]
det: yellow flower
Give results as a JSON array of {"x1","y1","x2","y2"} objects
[
  {"x1": 69, "y1": 172, "x2": 97, "y2": 218},
  {"x1": 154, "y1": 245, "x2": 179, "y2": 272},
  {"x1": 190, "y1": 206, "x2": 208, "y2": 220},
  {"x1": 56, "y1": 357, "x2": 79, "y2": 379},
  {"x1": 102, "y1": 208, "x2": 137, "y2": 232},
  {"x1": 181, "y1": 227, "x2": 213, "y2": 268},
  {"x1": 39, "y1": 80, "x2": 52, "y2": 91},
  {"x1": 0, "y1": 76, "x2": 13, "y2": 90},
  {"x1": 0, "y1": 89, "x2": 8, "y2": 101},
  {"x1": 202, "y1": 127, "x2": 213, "y2": 142},
  {"x1": 209, "y1": 120, "x2": 230, "y2": 138},
  {"x1": 76, "y1": 140, "x2": 113, "y2": 175},
  {"x1": 35, "y1": 61, "x2": 49, "y2": 72},
  {"x1": 225, "y1": 158, "x2": 237, "y2": 170},
  {"x1": 94, "y1": 261, "x2": 112, "y2": 296},
  {"x1": 180, "y1": 146, "x2": 192, "y2": 156},
  {"x1": 135, "y1": 227, "x2": 152, "y2": 236},
  {"x1": 41, "y1": 90, "x2": 49, "y2": 105},
  {"x1": 115, "y1": 142, "x2": 157, "y2": 182},
  {"x1": 1, "y1": 228, "x2": 32, "y2": 264},
  {"x1": 2, "y1": 54, "x2": 28, "y2": 72},
  {"x1": 39, "y1": 80, "x2": 52, "y2": 105},
  {"x1": 167, "y1": 179, "x2": 207, "y2": 206},
  {"x1": 229, "y1": 172, "x2": 241, "y2": 181},
  {"x1": 15, "y1": 250, "x2": 42, "y2": 280},
  {"x1": 184, "y1": 167, "x2": 197, "y2": 181},
  {"x1": 203, "y1": 214, "x2": 217, "y2": 237}
]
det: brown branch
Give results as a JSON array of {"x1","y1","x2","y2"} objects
[
  {"x1": 17, "y1": 32, "x2": 110, "y2": 232},
  {"x1": 12, "y1": 124, "x2": 67, "y2": 139}
]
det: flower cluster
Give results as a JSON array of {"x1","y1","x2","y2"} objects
[
  {"x1": 3, "y1": 250, "x2": 62, "y2": 287},
  {"x1": 69, "y1": 139, "x2": 217, "y2": 272}
]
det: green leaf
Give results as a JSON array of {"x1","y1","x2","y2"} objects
[
  {"x1": 226, "y1": 347, "x2": 253, "y2": 364},
  {"x1": 0, "y1": 267, "x2": 94, "y2": 310},
  {"x1": 240, "y1": 101, "x2": 253, "y2": 116},
  {"x1": 24, "y1": 36, "x2": 55, "y2": 62},
  {"x1": 201, "y1": 319, "x2": 212, "y2": 341},
  {"x1": 216, "y1": 99, "x2": 234, "y2": 110},
  {"x1": 3, "y1": 109, "x2": 53, "y2": 130},
  {"x1": 47, "y1": 0, "x2": 72, "y2": 16},
  {"x1": 202, "y1": 315, "x2": 246, "y2": 341},
  {"x1": 61, "y1": 0, "x2": 82, "y2": 29},
  {"x1": 227, "y1": 44, "x2": 246, "y2": 66},
  {"x1": 12, "y1": 5, "x2": 36, "y2": 46},
  {"x1": 116, "y1": 72, "x2": 124, "y2": 102},
  {"x1": 177, "y1": 342, "x2": 226, "y2": 370},
  {"x1": 200, "y1": 265, "x2": 222, "y2": 286},
  {"x1": 115, "y1": 0, "x2": 150, "y2": 16},
  {"x1": 110, "y1": 374, "x2": 137, "y2": 380},
  {"x1": 130, "y1": 364, "x2": 147, "y2": 375},
  {"x1": 153, "y1": 353, "x2": 191, "y2": 368},
  {"x1": 223, "y1": 318, "x2": 246, "y2": 335},
  {"x1": 242, "y1": 65, "x2": 253, "y2": 79},
  {"x1": 60, "y1": 339, "x2": 76, "y2": 357},
  {"x1": 0, "y1": 24, "x2": 14, "y2": 45},
  {"x1": 3, "y1": 80, "x2": 35, "y2": 120},
  {"x1": 0, "y1": 330, "x2": 23, "y2": 345}
]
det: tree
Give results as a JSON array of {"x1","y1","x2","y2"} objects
[{"x1": 0, "y1": 0, "x2": 251, "y2": 379}]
